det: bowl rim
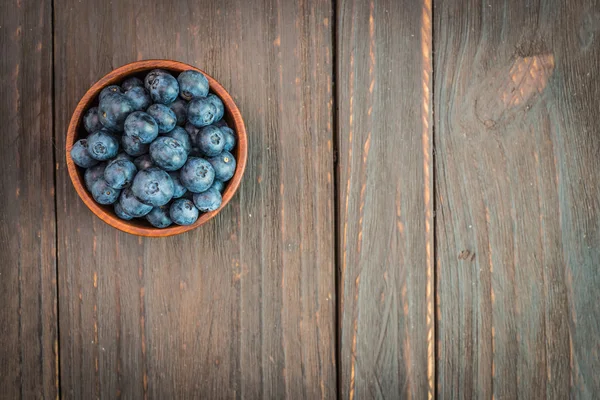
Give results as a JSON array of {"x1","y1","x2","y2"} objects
[{"x1": 66, "y1": 59, "x2": 247, "y2": 237}]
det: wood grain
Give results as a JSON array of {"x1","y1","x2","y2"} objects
[
  {"x1": 435, "y1": 0, "x2": 600, "y2": 398},
  {"x1": 0, "y1": 0, "x2": 58, "y2": 398},
  {"x1": 54, "y1": 0, "x2": 335, "y2": 398},
  {"x1": 336, "y1": 0, "x2": 434, "y2": 398}
]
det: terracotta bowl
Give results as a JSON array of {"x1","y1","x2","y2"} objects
[{"x1": 66, "y1": 60, "x2": 247, "y2": 237}]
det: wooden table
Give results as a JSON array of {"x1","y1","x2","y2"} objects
[{"x1": 2, "y1": 0, "x2": 599, "y2": 398}]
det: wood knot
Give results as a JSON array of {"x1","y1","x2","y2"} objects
[{"x1": 458, "y1": 250, "x2": 476, "y2": 262}]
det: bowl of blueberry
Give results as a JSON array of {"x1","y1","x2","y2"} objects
[{"x1": 66, "y1": 60, "x2": 247, "y2": 237}]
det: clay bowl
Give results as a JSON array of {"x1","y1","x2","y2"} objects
[{"x1": 66, "y1": 60, "x2": 247, "y2": 237}]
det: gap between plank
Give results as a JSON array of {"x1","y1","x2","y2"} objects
[{"x1": 50, "y1": 0, "x2": 62, "y2": 397}]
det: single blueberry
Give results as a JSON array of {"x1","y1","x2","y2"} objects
[
  {"x1": 87, "y1": 130, "x2": 120, "y2": 160},
  {"x1": 146, "y1": 205, "x2": 172, "y2": 228},
  {"x1": 104, "y1": 158, "x2": 137, "y2": 189},
  {"x1": 149, "y1": 136, "x2": 188, "y2": 171},
  {"x1": 133, "y1": 154, "x2": 154, "y2": 171},
  {"x1": 206, "y1": 94, "x2": 224, "y2": 122},
  {"x1": 83, "y1": 107, "x2": 104, "y2": 133},
  {"x1": 193, "y1": 187, "x2": 222, "y2": 212},
  {"x1": 121, "y1": 133, "x2": 149, "y2": 156},
  {"x1": 131, "y1": 167, "x2": 174, "y2": 206},
  {"x1": 121, "y1": 76, "x2": 144, "y2": 91},
  {"x1": 220, "y1": 126, "x2": 236, "y2": 152},
  {"x1": 146, "y1": 104, "x2": 176, "y2": 133},
  {"x1": 187, "y1": 97, "x2": 217, "y2": 128},
  {"x1": 114, "y1": 202, "x2": 134, "y2": 220},
  {"x1": 146, "y1": 71, "x2": 179, "y2": 105},
  {"x1": 210, "y1": 179, "x2": 225, "y2": 193},
  {"x1": 163, "y1": 126, "x2": 192, "y2": 154},
  {"x1": 195, "y1": 125, "x2": 225, "y2": 157},
  {"x1": 134, "y1": 154, "x2": 154, "y2": 170},
  {"x1": 84, "y1": 162, "x2": 107, "y2": 190},
  {"x1": 124, "y1": 86, "x2": 152, "y2": 111},
  {"x1": 98, "y1": 92, "x2": 135, "y2": 131},
  {"x1": 71, "y1": 139, "x2": 99, "y2": 168},
  {"x1": 90, "y1": 177, "x2": 121, "y2": 205},
  {"x1": 119, "y1": 188, "x2": 152, "y2": 217},
  {"x1": 177, "y1": 70, "x2": 209, "y2": 100},
  {"x1": 185, "y1": 121, "x2": 201, "y2": 145},
  {"x1": 99, "y1": 85, "x2": 123, "y2": 101},
  {"x1": 207, "y1": 151, "x2": 236, "y2": 182},
  {"x1": 179, "y1": 157, "x2": 215, "y2": 193},
  {"x1": 144, "y1": 69, "x2": 169, "y2": 89},
  {"x1": 168, "y1": 171, "x2": 187, "y2": 198},
  {"x1": 124, "y1": 111, "x2": 159, "y2": 144},
  {"x1": 169, "y1": 98, "x2": 188, "y2": 126},
  {"x1": 169, "y1": 198, "x2": 199, "y2": 225}
]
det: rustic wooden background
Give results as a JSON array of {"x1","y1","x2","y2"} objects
[{"x1": 1, "y1": 0, "x2": 599, "y2": 398}]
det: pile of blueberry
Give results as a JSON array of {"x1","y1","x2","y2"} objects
[{"x1": 70, "y1": 69, "x2": 237, "y2": 228}]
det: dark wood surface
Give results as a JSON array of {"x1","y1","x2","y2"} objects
[
  {"x1": 336, "y1": 0, "x2": 434, "y2": 398},
  {"x1": 1, "y1": 0, "x2": 599, "y2": 398},
  {"x1": 0, "y1": 0, "x2": 58, "y2": 398},
  {"x1": 435, "y1": 0, "x2": 600, "y2": 398}
]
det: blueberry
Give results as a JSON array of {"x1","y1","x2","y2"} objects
[
  {"x1": 169, "y1": 98, "x2": 188, "y2": 126},
  {"x1": 185, "y1": 121, "x2": 201, "y2": 144},
  {"x1": 213, "y1": 119, "x2": 229, "y2": 128},
  {"x1": 134, "y1": 154, "x2": 154, "y2": 170},
  {"x1": 169, "y1": 198, "x2": 199, "y2": 225},
  {"x1": 119, "y1": 188, "x2": 152, "y2": 217},
  {"x1": 207, "y1": 94, "x2": 224, "y2": 122},
  {"x1": 104, "y1": 158, "x2": 137, "y2": 189},
  {"x1": 211, "y1": 179, "x2": 225, "y2": 193},
  {"x1": 87, "y1": 130, "x2": 120, "y2": 160},
  {"x1": 84, "y1": 162, "x2": 107, "y2": 190},
  {"x1": 99, "y1": 92, "x2": 135, "y2": 131},
  {"x1": 220, "y1": 126, "x2": 236, "y2": 151},
  {"x1": 149, "y1": 136, "x2": 188, "y2": 171},
  {"x1": 71, "y1": 139, "x2": 99, "y2": 168},
  {"x1": 163, "y1": 126, "x2": 192, "y2": 154},
  {"x1": 121, "y1": 76, "x2": 143, "y2": 91},
  {"x1": 207, "y1": 151, "x2": 236, "y2": 182},
  {"x1": 195, "y1": 125, "x2": 224, "y2": 157},
  {"x1": 179, "y1": 157, "x2": 215, "y2": 193},
  {"x1": 99, "y1": 85, "x2": 123, "y2": 101},
  {"x1": 83, "y1": 107, "x2": 103, "y2": 133},
  {"x1": 167, "y1": 171, "x2": 187, "y2": 198},
  {"x1": 144, "y1": 69, "x2": 169, "y2": 89},
  {"x1": 193, "y1": 187, "x2": 222, "y2": 212},
  {"x1": 124, "y1": 111, "x2": 159, "y2": 144},
  {"x1": 121, "y1": 134, "x2": 149, "y2": 157},
  {"x1": 124, "y1": 86, "x2": 152, "y2": 111},
  {"x1": 90, "y1": 177, "x2": 121, "y2": 205},
  {"x1": 145, "y1": 71, "x2": 179, "y2": 105},
  {"x1": 187, "y1": 97, "x2": 217, "y2": 128},
  {"x1": 177, "y1": 70, "x2": 209, "y2": 100},
  {"x1": 146, "y1": 104, "x2": 176, "y2": 133},
  {"x1": 145, "y1": 205, "x2": 172, "y2": 228},
  {"x1": 131, "y1": 167, "x2": 174, "y2": 206},
  {"x1": 114, "y1": 202, "x2": 134, "y2": 220}
]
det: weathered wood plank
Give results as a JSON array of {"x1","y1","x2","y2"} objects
[
  {"x1": 0, "y1": 0, "x2": 58, "y2": 398},
  {"x1": 54, "y1": 0, "x2": 335, "y2": 398},
  {"x1": 337, "y1": 0, "x2": 434, "y2": 398},
  {"x1": 435, "y1": 0, "x2": 600, "y2": 397}
]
